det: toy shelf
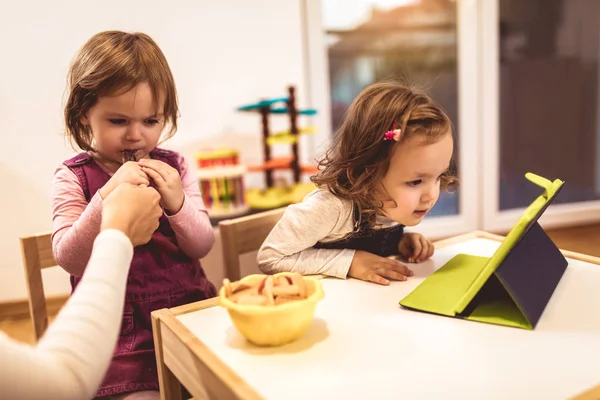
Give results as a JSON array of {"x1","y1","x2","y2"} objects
[{"x1": 236, "y1": 85, "x2": 319, "y2": 210}]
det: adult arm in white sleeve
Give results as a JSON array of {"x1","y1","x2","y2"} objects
[
  {"x1": 257, "y1": 190, "x2": 356, "y2": 279},
  {"x1": 0, "y1": 229, "x2": 133, "y2": 400}
]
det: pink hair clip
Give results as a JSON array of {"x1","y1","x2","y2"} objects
[{"x1": 383, "y1": 121, "x2": 401, "y2": 142}]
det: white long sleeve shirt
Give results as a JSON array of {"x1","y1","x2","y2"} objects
[
  {"x1": 0, "y1": 229, "x2": 134, "y2": 400},
  {"x1": 257, "y1": 189, "x2": 399, "y2": 279}
]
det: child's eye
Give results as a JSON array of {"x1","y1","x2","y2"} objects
[
  {"x1": 407, "y1": 179, "x2": 422, "y2": 187},
  {"x1": 145, "y1": 119, "x2": 160, "y2": 125},
  {"x1": 109, "y1": 119, "x2": 127, "y2": 125}
]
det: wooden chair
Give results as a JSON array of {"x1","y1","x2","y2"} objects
[
  {"x1": 219, "y1": 207, "x2": 286, "y2": 282},
  {"x1": 19, "y1": 232, "x2": 57, "y2": 341}
]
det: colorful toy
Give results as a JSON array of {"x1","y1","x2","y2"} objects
[
  {"x1": 195, "y1": 148, "x2": 248, "y2": 218},
  {"x1": 237, "y1": 85, "x2": 318, "y2": 209}
]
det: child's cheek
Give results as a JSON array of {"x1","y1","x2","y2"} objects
[{"x1": 394, "y1": 192, "x2": 415, "y2": 211}]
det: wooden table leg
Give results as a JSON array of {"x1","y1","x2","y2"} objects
[{"x1": 152, "y1": 309, "x2": 183, "y2": 400}]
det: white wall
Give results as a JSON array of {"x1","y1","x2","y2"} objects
[{"x1": 0, "y1": 0, "x2": 327, "y2": 301}]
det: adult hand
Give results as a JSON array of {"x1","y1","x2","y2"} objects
[{"x1": 101, "y1": 183, "x2": 162, "y2": 246}]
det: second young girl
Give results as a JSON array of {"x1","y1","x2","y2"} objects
[
  {"x1": 258, "y1": 81, "x2": 457, "y2": 285},
  {"x1": 51, "y1": 31, "x2": 216, "y2": 399}
]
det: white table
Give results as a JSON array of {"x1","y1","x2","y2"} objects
[{"x1": 151, "y1": 231, "x2": 600, "y2": 400}]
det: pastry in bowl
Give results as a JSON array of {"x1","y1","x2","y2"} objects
[{"x1": 218, "y1": 272, "x2": 324, "y2": 346}]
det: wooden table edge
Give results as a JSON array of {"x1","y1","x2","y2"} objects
[
  {"x1": 152, "y1": 306, "x2": 263, "y2": 400},
  {"x1": 153, "y1": 229, "x2": 600, "y2": 400}
]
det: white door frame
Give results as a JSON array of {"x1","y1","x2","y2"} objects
[
  {"x1": 480, "y1": 0, "x2": 600, "y2": 233},
  {"x1": 300, "y1": 0, "x2": 481, "y2": 240},
  {"x1": 299, "y1": 0, "x2": 333, "y2": 167}
]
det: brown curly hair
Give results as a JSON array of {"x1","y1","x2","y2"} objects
[
  {"x1": 64, "y1": 31, "x2": 179, "y2": 152},
  {"x1": 311, "y1": 81, "x2": 458, "y2": 223}
]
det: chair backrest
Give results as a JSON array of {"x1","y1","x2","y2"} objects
[
  {"x1": 19, "y1": 232, "x2": 56, "y2": 341},
  {"x1": 218, "y1": 207, "x2": 286, "y2": 281}
]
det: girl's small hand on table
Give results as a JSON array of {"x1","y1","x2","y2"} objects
[
  {"x1": 348, "y1": 250, "x2": 414, "y2": 286},
  {"x1": 398, "y1": 232, "x2": 434, "y2": 264}
]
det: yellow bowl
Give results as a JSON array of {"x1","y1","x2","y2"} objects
[{"x1": 218, "y1": 273, "x2": 325, "y2": 346}]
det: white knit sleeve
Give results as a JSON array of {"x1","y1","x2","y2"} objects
[
  {"x1": 0, "y1": 229, "x2": 133, "y2": 400},
  {"x1": 257, "y1": 190, "x2": 356, "y2": 279}
]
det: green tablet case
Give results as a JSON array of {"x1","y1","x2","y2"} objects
[{"x1": 399, "y1": 173, "x2": 568, "y2": 329}]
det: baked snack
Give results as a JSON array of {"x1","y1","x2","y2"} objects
[
  {"x1": 222, "y1": 273, "x2": 308, "y2": 306},
  {"x1": 121, "y1": 149, "x2": 138, "y2": 163}
]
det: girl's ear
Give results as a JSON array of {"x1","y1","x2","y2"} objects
[{"x1": 80, "y1": 114, "x2": 89, "y2": 125}]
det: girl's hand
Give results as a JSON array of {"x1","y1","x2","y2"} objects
[
  {"x1": 398, "y1": 232, "x2": 434, "y2": 263},
  {"x1": 348, "y1": 250, "x2": 413, "y2": 285},
  {"x1": 99, "y1": 162, "x2": 150, "y2": 199},
  {"x1": 139, "y1": 158, "x2": 185, "y2": 214}
]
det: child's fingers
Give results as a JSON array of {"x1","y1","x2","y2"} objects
[
  {"x1": 383, "y1": 257, "x2": 413, "y2": 276},
  {"x1": 398, "y1": 236, "x2": 417, "y2": 261},
  {"x1": 414, "y1": 236, "x2": 430, "y2": 262},
  {"x1": 139, "y1": 163, "x2": 164, "y2": 178},
  {"x1": 139, "y1": 159, "x2": 176, "y2": 179},
  {"x1": 376, "y1": 267, "x2": 407, "y2": 281},
  {"x1": 120, "y1": 167, "x2": 148, "y2": 184},
  {"x1": 138, "y1": 158, "x2": 165, "y2": 169},
  {"x1": 141, "y1": 166, "x2": 165, "y2": 186},
  {"x1": 419, "y1": 237, "x2": 433, "y2": 261},
  {"x1": 138, "y1": 177, "x2": 150, "y2": 187},
  {"x1": 426, "y1": 241, "x2": 435, "y2": 260},
  {"x1": 411, "y1": 235, "x2": 423, "y2": 262},
  {"x1": 365, "y1": 271, "x2": 390, "y2": 286},
  {"x1": 130, "y1": 174, "x2": 150, "y2": 187}
]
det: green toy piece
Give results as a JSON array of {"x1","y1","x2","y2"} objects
[
  {"x1": 237, "y1": 97, "x2": 289, "y2": 111},
  {"x1": 269, "y1": 107, "x2": 318, "y2": 115}
]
